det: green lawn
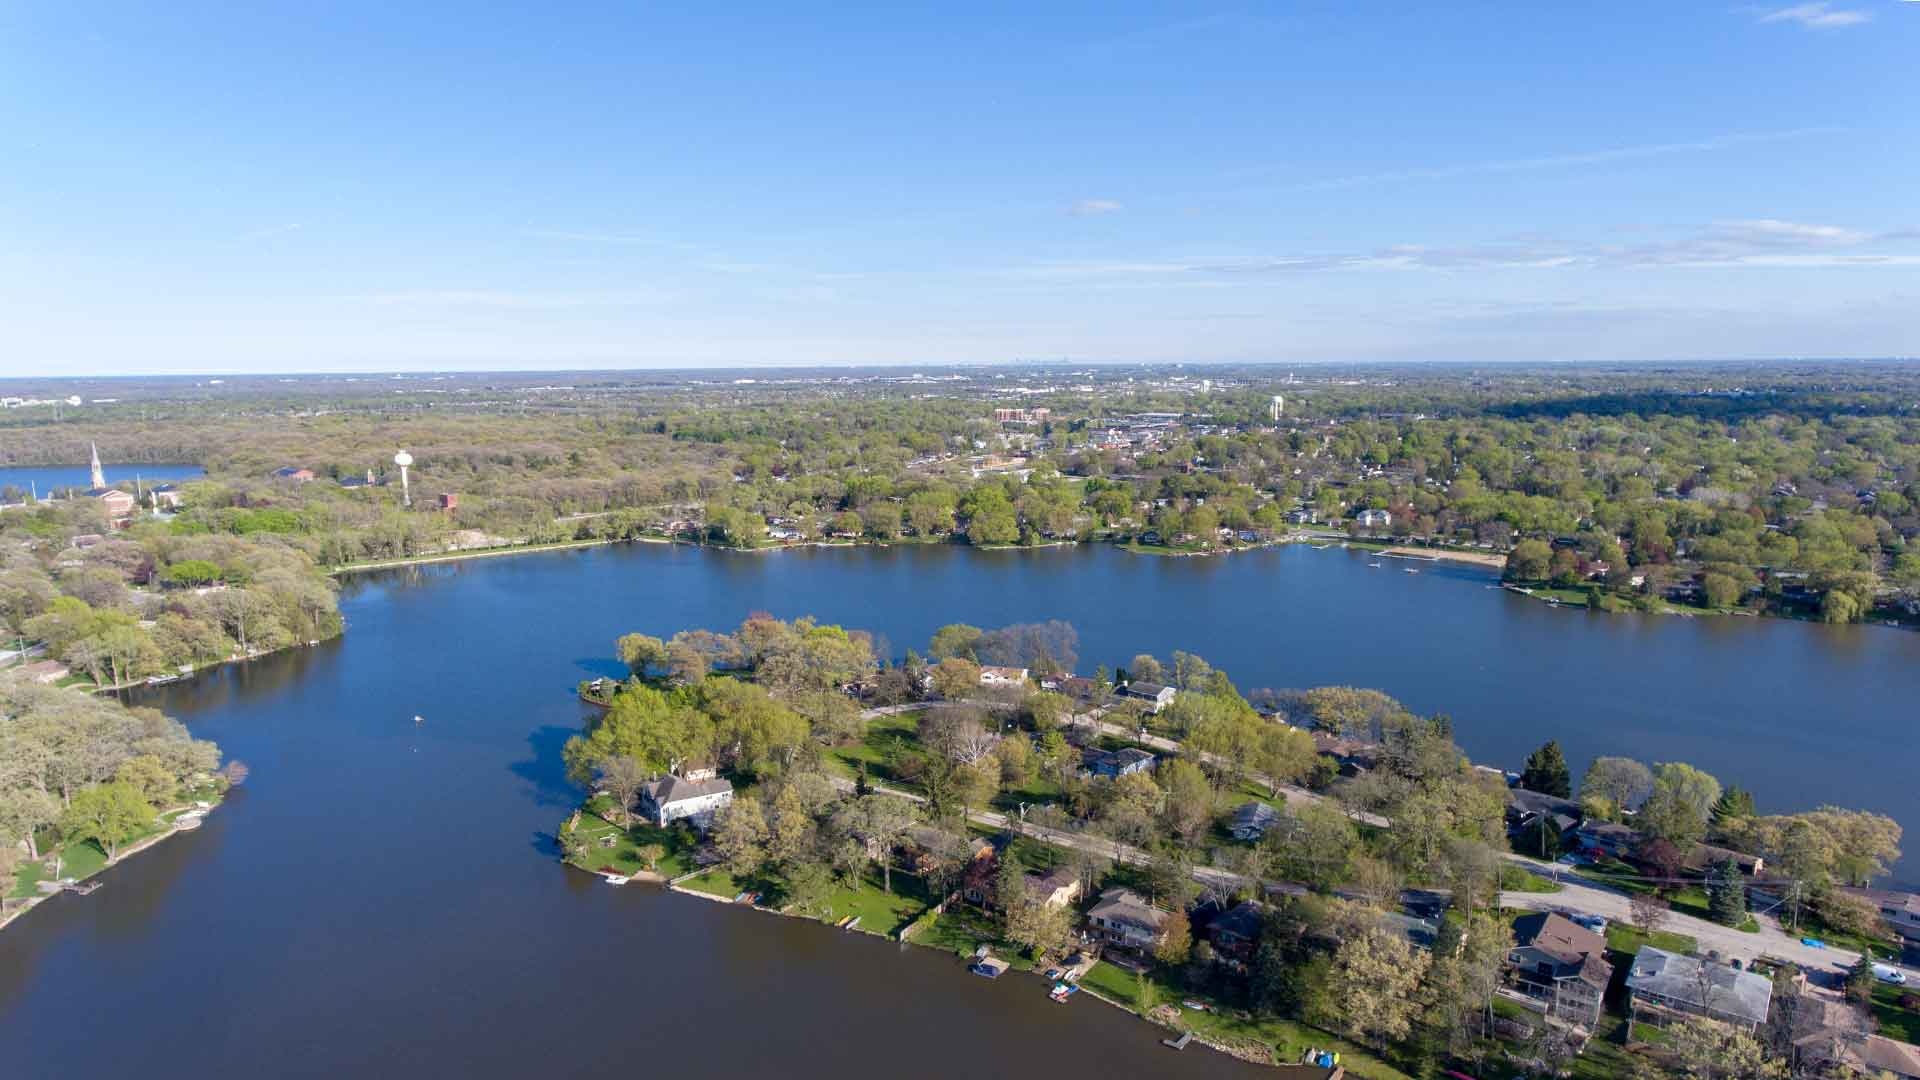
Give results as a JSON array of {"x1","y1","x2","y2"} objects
[
  {"x1": 563, "y1": 802, "x2": 700, "y2": 879},
  {"x1": 1873, "y1": 983, "x2": 1920, "y2": 1043},
  {"x1": 826, "y1": 710, "x2": 923, "y2": 786},
  {"x1": 679, "y1": 865, "x2": 935, "y2": 938},
  {"x1": 9, "y1": 817, "x2": 175, "y2": 899},
  {"x1": 1605, "y1": 924, "x2": 1698, "y2": 958},
  {"x1": 1499, "y1": 864, "x2": 1564, "y2": 893}
]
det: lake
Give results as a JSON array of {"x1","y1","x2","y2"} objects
[
  {"x1": 3, "y1": 541, "x2": 1917, "y2": 1076},
  {"x1": 0, "y1": 462, "x2": 204, "y2": 497}
]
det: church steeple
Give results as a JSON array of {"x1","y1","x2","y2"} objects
[{"x1": 89, "y1": 442, "x2": 106, "y2": 490}]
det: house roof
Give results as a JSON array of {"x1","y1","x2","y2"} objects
[
  {"x1": 1513, "y1": 912, "x2": 1611, "y2": 986},
  {"x1": 1232, "y1": 801, "x2": 1281, "y2": 829},
  {"x1": 1509, "y1": 787, "x2": 1582, "y2": 820},
  {"x1": 1087, "y1": 887, "x2": 1169, "y2": 932},
  {"x1": 1207, "y1": 900, "x2": 1265, "y2": 942},
  {"x1": 1626, "y1": 946, "x2": 1773, "y2": 1026},
  {"x1": 641, "y1": 773, "x2": 733, "y2": 806},
  {"x1": 1684, "y1": 843, "x2": 1764, "y2": 874},
  {"x1": 1124, "y1": 680, "x2": 1172, "y2": 698},
  {"x1": 1025, "y1": 866, "x2": 1078, "y2": 893}
]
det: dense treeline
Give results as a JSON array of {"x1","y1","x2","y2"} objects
[
  {"x1": 1, "y1": 676, "x2": 226, "y2": 883},
  {"x1": 7, "y1": 363, "x2": 1920, "y2": 621},
  {"x1": 0, "y1": 498, "x2": 341, "y2": 685}
]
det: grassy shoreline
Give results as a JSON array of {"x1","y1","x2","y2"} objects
[{"x1": 2, "y1": 787, "x2": 227, "y2": 933}]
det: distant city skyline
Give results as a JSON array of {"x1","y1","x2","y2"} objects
[{"x1": 2, "y1": 3, "x2": 1916, "y2": 375}]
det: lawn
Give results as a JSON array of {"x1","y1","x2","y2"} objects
[
  {"x1": 9, "y1": 819, "x2": 171, "y2": 899},
  {"x1": 1872, "y1": 983, "x2": 1920, "y2": 1043},
  {"x1": 1499, "y1": 864, "x2": 1564, "y2": 894},
  {"x1": 826, "y1": 710, "x2": 924, "y2": 786},
  {"x1": 1604, "y1": 924, "x2": 1698, "y2": 958},
  {"x1": 563, "y1": 797, "x2": 700, "y2": 878},
  {"x1": 679, "y1": 865, "x2": 935, "y2": 938},
  {"x1": 1076, "y1": 961, "x2": 1416, "y2": 1080}
]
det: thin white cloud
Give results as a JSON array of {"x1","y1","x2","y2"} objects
[
  {"x1": 1241, "y1": 128, "x2": 1832, "y2": 193},
  {"x1": 1005, "y1": 219, "x2": 1920, "y2": 280},
  {"x1": 1758, "y1": 3, "x2": 1871, "y2": 28},
  {"x1": 1070, "y1": 199, "x2": 1125, "y2": 216}
]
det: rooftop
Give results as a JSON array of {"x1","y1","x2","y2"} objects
[{"x1": 1626, "y1": 946, "x2": 1773, "y2": 1026}]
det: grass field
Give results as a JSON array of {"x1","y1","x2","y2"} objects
[
  {"x1": 1873, "y1": 983, "x2": 1920, "y2": 1043},
  {"x1": 564, "y1": 800, "x2": 699, "y2": 879}
]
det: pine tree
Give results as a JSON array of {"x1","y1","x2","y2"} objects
[
  {"x1": 1845, "y1": 953, "x2": 1875, "y2": 1004},
  {"x1": 1710, "y1": 785, "x2": 1755, "y2": 828},
  {"x1": 1707, "y1": 858, "x2": 1748, "y2": 926},
  {"x1": 1519, "y1": 740, "x2": 1572, "y2": 798}
]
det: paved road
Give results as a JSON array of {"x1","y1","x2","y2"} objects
[{"x1": 1498, "y1": 855, "x2": 1862, "y2": 975}]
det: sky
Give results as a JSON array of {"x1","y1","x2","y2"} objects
[{"x1": 1, "y1": 2, "x2": 1917, "y2": 375}]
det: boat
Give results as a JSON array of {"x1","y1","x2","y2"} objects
[
  {"x1": 413, "y1": 715, "x2": 425, "y2": 725},
  {"x1": 969, "y1": 956, "x2": 1009, "y2": 979},
  {"x1": 1368, "y1": 561, "x2": 1382, "y2": 568},
  {"x1": 145, "y1": 673, "x2": 180, "y2": 685},
  {"x1": 1048, "y1": 982, "x2": 1079, "y2": 1003},
  {"x1": 1402, "y1": 567, "x2": 1420, "y2": 574},
  {"x1": 602, "y1": 874, "x2": 630, "y2": 885},
  {"x1": 68, "y1": 881, "x2": 102, "y2": 895}
]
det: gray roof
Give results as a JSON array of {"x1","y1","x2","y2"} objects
[
  {"x1": 1232, "y1": 801, "x2": 1281, "y2": 829},
  {"x1": 1087, "y1": 887, "x2": 1169, "y2": 932},
  {"x1": 1626, "y1": 947, "x2": 1773, "y2": 1026},
  {"x1": 1124, "y1": 681, "x2": 1172, "y2": 698},
  {"x1": 641, "y1": 773, "x2": 733, "y2": 806}
]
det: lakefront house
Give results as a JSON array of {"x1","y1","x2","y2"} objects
[{"x1": 637, "y1": 767, "x2": 734, "y2": 828}]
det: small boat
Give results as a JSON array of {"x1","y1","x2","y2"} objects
[
  {"x1": 68, "y1": 881, "x2": 102, "y2": 895},
  {"x1": 1402, "y1": 567, "x2": 1420, "y2": 574},
  {"x1": 1368, "y1": 562, "x2": 1382, "y2": 568},
  {"x1": 602, "y1": 874, "x2": 630, "y2": 885},
  {"x1": 1048, "y1": 982, "x2": 1079, "y2": 1003},
  {"x1": 413, "y1": 715, "x2": 425, "y2": 725}
]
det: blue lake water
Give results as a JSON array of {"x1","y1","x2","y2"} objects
[
  {"x1": 0, "y1": 462, "x2": 203, "y2": 495},
  {"x1": 3, "y1": 540, "x2": 1917, "y2": 1077}
]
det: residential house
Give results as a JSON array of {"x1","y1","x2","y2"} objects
[
  {"x1": 1852, "y1": 888, "x2": 1920, "y2": 948},
  {"x1": 1081, "y1": 747, "x2": 1156, "y2": 780},
  {"x1": 272, "y1": 466, "x2": 316, "y2": 483},
  {"x1": 1086, "y1": 887, "x2": 1170, "y2": 954},
  {"x1": 1023, "y1": 866, "x2": 1084, "y2": 909},
  {"x1": 86, "y1": 486, "x2": 137, "y2": 523},
  {"x1": 1801, "y1": 1031, "x2": 1920, "y2": 1079},
  {"x1": 979, "y1": 665, "x2": 1029, "y2": 688},
  {"x1": 337, "y1": 469, "x2": 382, "y2": 490},
  {"x1": 1682, "y1": 843, "x2": 1766, "y2": 878},
  {"x1": 636, "y1": 767, "x2": 734, "y2": 828},
  {"x1": 149, "y1": 483, "x2": 183, "y2": 509},
  {"x1": 1230, "y1": 800, "x2": 1281, "y2": 841},
  {"x1": 1626, "y1": 946, "x2": 1774, "y2": 1033},
  {"x1": 1203, "y1": 899, "x2": 1265, "y2": 969},
  {"x1": 1508, "y1": 912, "x2": 1614, "y2": 1027},
  {"x1": 1118, "y1": 680, "x2": 1176, "y2": 713},
  {"x1": 1573, "y1": 820, "x2": 1640, "y2": 859},
  {"x1": 1354, "y1": 508, "x2": 1391, "y2": 528},
  {"x1": 1507, "y1": 788, "x2": 1582, "y2": 836}
]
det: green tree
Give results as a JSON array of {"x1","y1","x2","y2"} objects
[
  {"x1": 1706, "y1": 858, "x2": 1748, "y2": 927},
  {"x1": 61, "y1": 781, "x2": 154, "y2": 861},
  {"x1": 1641, "y1": 762, "x2": 1722, "y2": 849},
  {"x1": 615, "y1": 632, "x2": 669, "y2": 677},
  {"x1": 1518, "y1": 740, "x2": 1571, "y2": 798}
]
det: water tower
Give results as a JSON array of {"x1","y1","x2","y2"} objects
[
  {"x1": 1270, "y1": 395, "x2": 1284, "y2": 422},
  {"x1": 393, "y1": 450, "x2": 413, "y2": 507}
]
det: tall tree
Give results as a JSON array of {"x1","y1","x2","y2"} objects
[
  {"x1": 1518, "y1": 740, "x2": 1571, "y2": 798},
  {"x1": 596, "y1": 755, "x2": 646, "y2": 826},
  {"x1": 60, "y1": 781, "x2": 152, "y2": 862},
  {"x1": 1706, "y1": 858, "x2": 1748, "y2": 927},
  {"x1": 1579, "y1": 756, "x2": 1653, "y2": 820}
]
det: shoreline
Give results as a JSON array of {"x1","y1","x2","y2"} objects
[
  {"x1": 658, "y1": 875, "x2": 1276, "y2": 1069},
  {"x1": 1, "y1": 797, "x2": 224, "y2": 934}
]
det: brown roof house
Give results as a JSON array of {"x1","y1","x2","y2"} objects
[
  {"x1": 1086, "y1": 887, "x2": 1171, "y2": 954},
  {"x1": 1507, "y1": 912, "x2": 1613, "y2": 1028}
]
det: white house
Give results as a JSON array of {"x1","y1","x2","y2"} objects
[
  {"x1": 637, "y1": 768, "x2": 734, "y2": 828},
  {"x1": 1355, "y1": 508, "x2": 1391, "y2": 528},
  {"x1": 1119, "y1": 680, "x2": 1176, "y2": 713},
  {"x1": 978, "y1": 665, "x2": 1028, "y2": 688}
]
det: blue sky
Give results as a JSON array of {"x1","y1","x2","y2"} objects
[{"x1": 2, "y1": 2, "x2": 1916, "y2": 374}]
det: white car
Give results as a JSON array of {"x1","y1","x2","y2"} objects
[{"x1": 1871, "y1": 962, "x2": 1908, "y2": 985}]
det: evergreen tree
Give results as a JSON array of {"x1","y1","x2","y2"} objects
[
  {"x1": 1707, "y1": 858, "x2": 1748, "y2": 926},
  {"x1": 1844, "y1": 952, "x2": 1876, "y2": 1004},
  {"x1": 1710, "y1": 785, "x2": 1756, "y2": 829},
  {"x1": 1519, "y1": 740, "x2": 1572, "y2": 798}
]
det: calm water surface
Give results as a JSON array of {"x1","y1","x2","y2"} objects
[
  {"x1": 0, "y1": 462, "x2": 204, "y2": 496},
  {"x1": 4, "y1": 542, "x2": 1918, "y2": 1077}
]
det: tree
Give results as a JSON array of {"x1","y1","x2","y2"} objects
[
  {"x1": 114, "y1": 755, "x2": 177, "y2": 807},
  {"x1": 615, "y1": 633, "x2": 668, "y2": 677},
  {"x1": 712, "y1": 800, "x2": 768, "y2": 876},
  {"x1": 1710, "y1": 785, "x2": 1756, "y2": 832},
  {"x1": 61, "y1": 781, "x2": 153, "y2": 862},
  {"x1": 1629, "y1": 891, "x2": 1670, "y2": 937},
  {"x1": 1127, "y1": 654, "x2": 1165, "y2": 684},
  {"x1": 1325, "y1": 924, "x2": 1432, "y2": 1051},
  {"x1": 927, "y1": 623, "x2": 982, "y2": 662},
  {"x1": 851, "y1": 795, "x2": 914, "y2": 894},
  {"x1": 1519, "y1": 740, "x2": 1571, "y2": 798},
  {"x1": 1505, "y1": 539, "x2": 1553, "y2": 581},
  {"x1": 1580, "y1": 756, "x2": 1653, "y2": 820},
  {"x1": 1006, "y1": 897, "x2": 1075, "y2": 961},
  {"x1": 1156, "y1": 759, "x2": 1214, "y2": 844},
  {"x1": 1844, "y1": 952, "x2": 1876, "y2": 1005},
  {"x1": 596, "y1": 755, "x2": 647, "y2": 827},
  {"x1": 1154, "y1": 910, "x2": 1192, "y2": 965},
  {"x1": 1641, "y1": 762, "x2": 1722, "y2": 849},
  {"x1": 1666, "y1": 1017, "x2": 1787, "y2": 1080},
  {"x1": 1707, "y1": 858, "x2": 1748, "y2": 927},
  {"x1": 0, "y1": 788, "x2": 60, "y2": 860},
  {"x1": 928, "y1": 657, "x2": 980, "y2": 700}
]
